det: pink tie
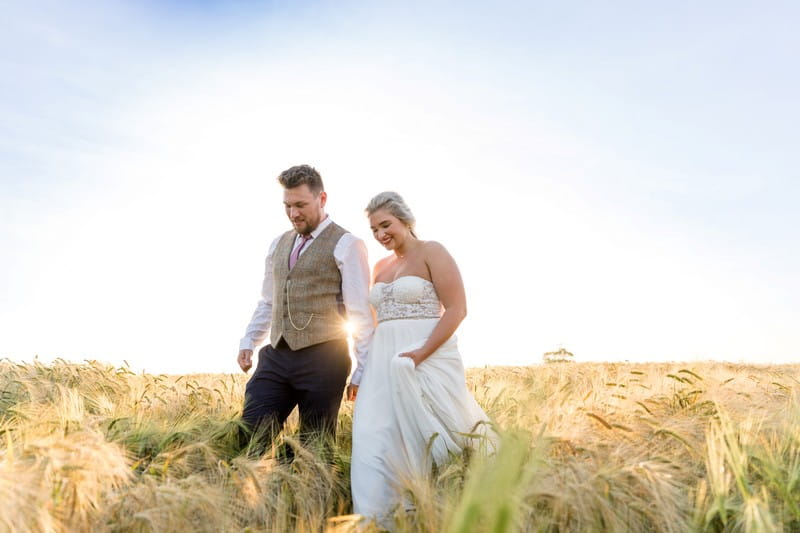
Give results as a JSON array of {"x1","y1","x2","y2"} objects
[{"x1": 288, "y1": 234, "x2": 312, "y2": 269}]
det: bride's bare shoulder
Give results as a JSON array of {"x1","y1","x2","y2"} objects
[
  {"x1": 420, "y1": 240, "x2": 450, "y2": 257},
  {"x1": 372, "y1": 255, "x2": 395, "y2": 279},
  {"x1": 375, "y1": 254, "x2": 395, "y2": 268}
]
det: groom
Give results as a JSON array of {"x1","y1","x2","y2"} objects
[{"x1": 237, "y1": 164, "x2": 373, "y2": 454}]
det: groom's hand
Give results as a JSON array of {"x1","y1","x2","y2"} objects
[
  {"x1": 237, "y1": 349, "x2": 253, "y2": 372},
  {"x1": 346, "y1": 384, "x2": 359, "y2": 401}
]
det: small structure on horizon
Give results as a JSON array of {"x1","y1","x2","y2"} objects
[{"x1": 543, "y1": 346, "x2": 575, "y2": 364}]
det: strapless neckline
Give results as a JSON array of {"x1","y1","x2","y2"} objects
[{"x1": 373, "y1": 275, "x2": 433, "y2": 287}]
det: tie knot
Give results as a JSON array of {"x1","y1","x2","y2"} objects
[{"x1": 289, "y1": 234, "x2": 313, "y2": 269}]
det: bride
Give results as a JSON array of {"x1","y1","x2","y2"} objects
[{"x1": 349, "y1": 191, "x2": 495, "y2": 521}]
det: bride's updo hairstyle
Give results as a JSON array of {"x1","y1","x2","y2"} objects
[{"x1": 366, "y1": 191, "x2": 417, "y2": 237}]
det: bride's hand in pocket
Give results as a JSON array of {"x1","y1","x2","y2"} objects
[{"x1": 398, "y1": 349, "x2": 426, "y2": 367}]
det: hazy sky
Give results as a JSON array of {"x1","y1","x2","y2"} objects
[{"x1": 2, "y1": 1, "x2": 798, "y2": 373}]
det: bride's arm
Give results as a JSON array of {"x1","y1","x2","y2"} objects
[{"x1": 399, "y1": 241, "x2": 467, "y2": 367}]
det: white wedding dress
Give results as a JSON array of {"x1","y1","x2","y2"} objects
[{"x1": 351, "y1": 276, "x2": 496, "y2": 520}]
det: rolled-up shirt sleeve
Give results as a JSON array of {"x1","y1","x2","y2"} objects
[
  {"x1": 239, "y1": 237, "x2": 280, "y2": 352},
  {"x1": 336, "y1": 235, "x2": 375, "y2": 385}
]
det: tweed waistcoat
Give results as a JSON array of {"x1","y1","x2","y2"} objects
[{"x1": 270, "y1": 222, "x2": 348, "y2": 350}]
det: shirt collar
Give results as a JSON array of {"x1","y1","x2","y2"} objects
[{"x1": 299, "y1": 215, "x2": 331, "y2": 241}]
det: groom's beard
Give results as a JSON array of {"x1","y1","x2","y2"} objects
[
  {"x1": 292, "y1": 217, "x2": 318, "y2": 235},
  {"x1": 291, "y1": 210, "x2": 326, "y2": 235}
]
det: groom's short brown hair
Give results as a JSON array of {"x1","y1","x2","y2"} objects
[{"x1": 277, "y1": 164, "x2": 324, "y2": 195}]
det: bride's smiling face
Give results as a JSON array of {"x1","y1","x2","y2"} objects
[{"x1": 369, "y1": 209, "x2": 409, "y2": 251}]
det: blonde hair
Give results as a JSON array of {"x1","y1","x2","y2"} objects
[{"x1": 365, "y1": 191, "x2": 417, "y2": 237}]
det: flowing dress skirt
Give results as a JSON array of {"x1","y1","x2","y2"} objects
[{"x1": 351, "y1": 317, "x2": 494, "y2": 519}]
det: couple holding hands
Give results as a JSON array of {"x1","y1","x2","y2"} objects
[{"x1": 236, "y1": 164, "x2": 494, "y2": 521}]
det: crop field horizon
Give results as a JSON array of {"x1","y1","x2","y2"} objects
[{"x1": 1, "y1": 359, "x2": 798, "y2": 532}]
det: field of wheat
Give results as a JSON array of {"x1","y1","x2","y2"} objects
[{"x1": 1, "y1": 359, "x2": 798, "y2": 532}]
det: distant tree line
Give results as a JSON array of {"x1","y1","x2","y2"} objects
[{"x1": 543, "y1": 347, "x2": 574, "y2": 363}]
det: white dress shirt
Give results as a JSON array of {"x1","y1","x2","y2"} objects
[{"x1": 239, "y1": 216, "x2": 375, "y2": 385}]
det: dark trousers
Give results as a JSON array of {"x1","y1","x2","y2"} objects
[{"x1": 241, "y1": 337, "x2": 351, "y2": 456}]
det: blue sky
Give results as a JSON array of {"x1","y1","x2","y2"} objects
[{"x1": 2, "y1": 1, "x2": 798, "y2": 373}]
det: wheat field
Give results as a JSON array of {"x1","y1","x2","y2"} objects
[{"x1": 1, "y1": 359, "x2": 798, "y2": 532}]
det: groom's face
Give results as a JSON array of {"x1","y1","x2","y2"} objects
[{"x1": 283, "y1": 184, "x2": 327, "y2": 235}]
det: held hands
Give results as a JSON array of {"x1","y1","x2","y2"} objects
[
  {"x1": 398, "y1": 349, "x2": 427, "y2": 367},
  {"x1": 346, "y1": 384, "x2": 359, "y2": 402},
  {"x1": 237, "y1": 349, "x2": 253, "y2": 372}
]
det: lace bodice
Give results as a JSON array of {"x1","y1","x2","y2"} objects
[{"x1": 369, "y1": 276, "x2": 442, "y2": 323}]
